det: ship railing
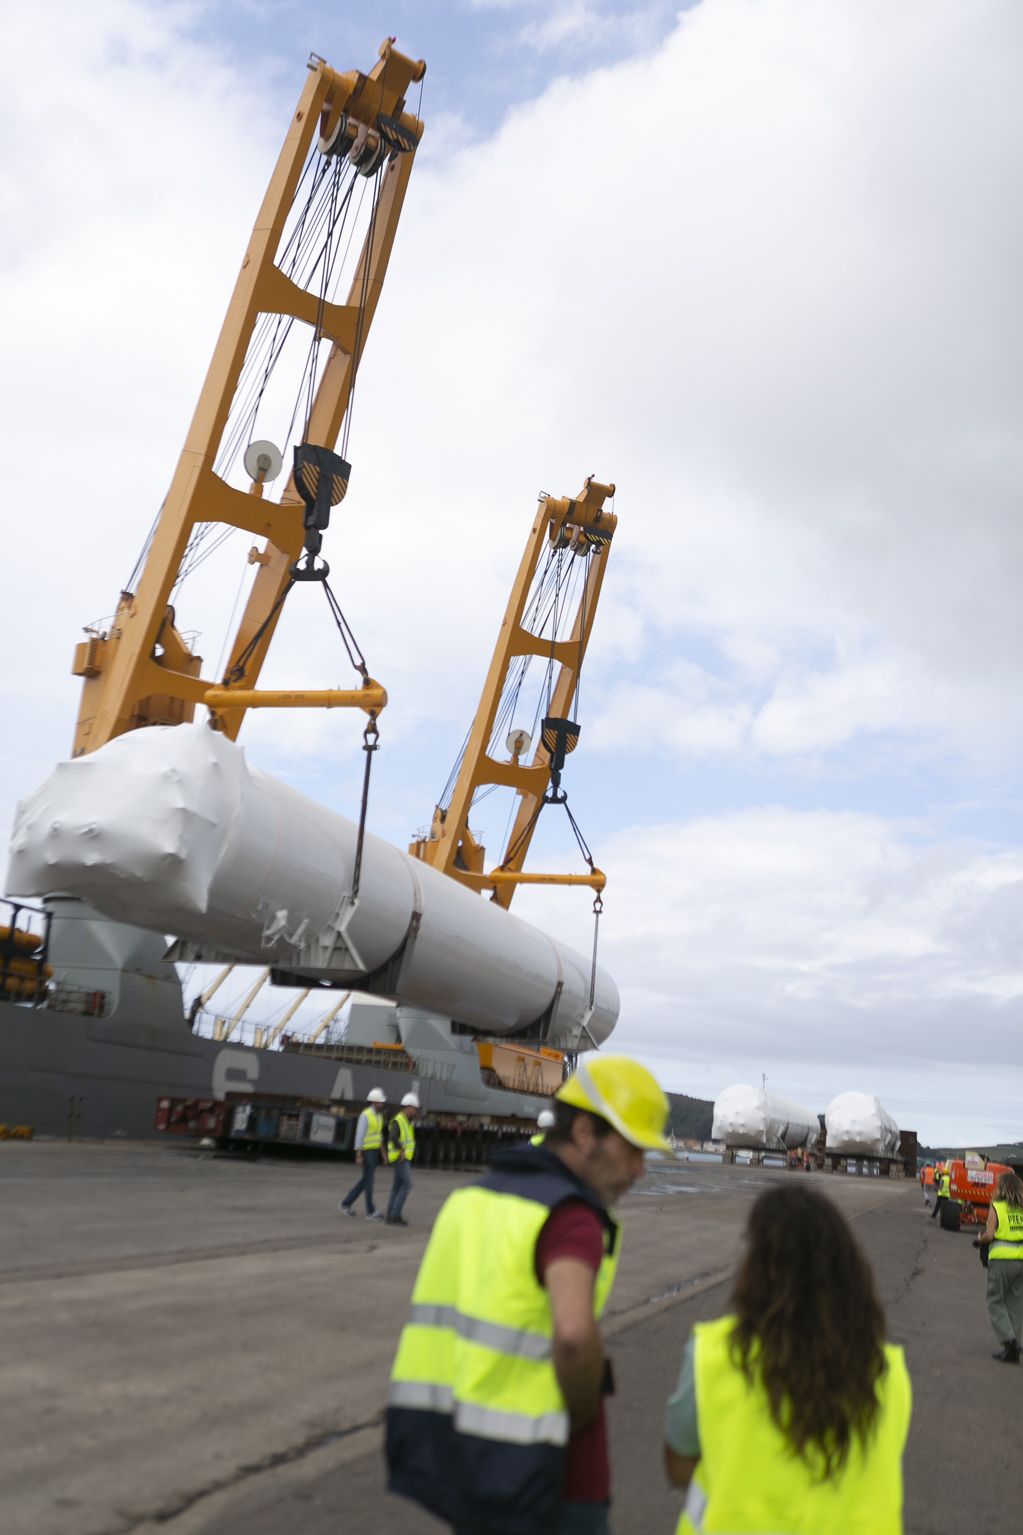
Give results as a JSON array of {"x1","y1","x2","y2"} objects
[
  {"x1": 47, "y1": 984, "x2": 108, "y2": 1017},
  {"x1": 185, "y1": 1014, "x2": 455, "y2": 1084}
]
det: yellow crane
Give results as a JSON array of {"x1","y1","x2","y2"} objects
[
  {"x1": 71, "y1": 40, "x2": 425, "y2": 756},
  {"x1": 410, "y1": 479, "x2": 615, "y2": 909}
]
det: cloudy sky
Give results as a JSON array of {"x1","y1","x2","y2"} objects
[{"x1": 3, "y1": 0, "x2": 1021, "y2": 1147}]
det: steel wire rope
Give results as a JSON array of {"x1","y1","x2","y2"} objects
[
  {"x1": 218, "y1": 158, "x2": 344, "y2": 479},
  {"x1": 182, "y1": 162, "x2": 361, "y2": 610},
  {"x1": 207, "y1": 153, "x2": 341, "y2": 503},
  {"x1": 461, "y1": 549, "x2": 560, "y2": 805},
  {"x1": 213, "y1": 555, "x2": 253, "y2": 682},
  {"x1": 274, "y1": 158, "x2": 352, "y2": 450},
  {"x1": 126, "y1": 150, "x2": 327, "y2": 600},
  {"x1": 439, "y1": 531, "x2": 567, "y2": 813},
  {"x1": 481, "y1": 547, "x2": 578, "y2": 861},
  {"x1": 123, "y1": 504, "x2": 163, "y2": 596},
  {"x1": 300, "y1": 153, "x2": 344, "y2": 440},
  {"x1": 464, "y1": 549, "x2": 567, "y2": 836},
  {"x1": 340, "y1": 161, "x2": 383, "y2": 463},
  {"x1": 477, "y1": 545, "x2": 562, "y2": 767},
  {"x1": 175, "y1": 161, "x2": 337, "y2": 589},
  {"x1": 573, "y1": 547, "x2": 595, "y2": 722},
  {"x1": 283, "y1": 172, "x2": 366, "y2": 458}
]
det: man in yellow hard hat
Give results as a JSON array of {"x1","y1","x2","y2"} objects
[{"x1": 386, "y1": 1055, "x2": 670, "y2": 1534}]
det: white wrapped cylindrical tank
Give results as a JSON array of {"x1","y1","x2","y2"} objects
[
  {"x1": 6, "y1": 724, "x2": 618, "y2": 1048},
  {"x1": 712, "y1": 1083, "x2": 819, "y2": 1151},
  {"x1": 825, "y1": 1093, "x2": 900, "y2": 1157}
]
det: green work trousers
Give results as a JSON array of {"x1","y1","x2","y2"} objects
[{"x1": 986, "y1": 1260, "x2": 1023, "y2": 1345}]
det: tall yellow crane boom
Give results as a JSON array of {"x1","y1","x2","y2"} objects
[
  {"x1": 71, "y1": 41, "x2": 425, "y2": 757},
  {"x1": 410, "y1": 478, "x2": 616, "y2": 908}
]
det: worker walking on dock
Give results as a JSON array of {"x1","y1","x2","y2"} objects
[
  {"x1": 978, "y1": 1170, "x2": 1023, "y2": 1363},
  {"x1": 930, "y1": 1161, "x2": 951, "y2": 1220},
  {"x1": 385, "y1": 1093, "x2": 419, "y2": 1226},
  {"x1": 386, "y1": 1055, "x2": 671, "y2": 1534},
  {"x1": 339, "y1": 1087, "x2": 387, "y2": 1221},
  {"x1": 664, "y1": 1184, "x2": 911, "y2": 1534}
]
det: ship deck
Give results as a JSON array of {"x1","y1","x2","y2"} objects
[{"x1": 0, "y1": 1142, "x2": 1014, "y2": 1535}]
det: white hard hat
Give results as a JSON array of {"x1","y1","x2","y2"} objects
[
  {"x1": 537, "y1": 1109, "x2": 556, "y2": 1130},
  {"x1": 367, "y1": 1088, "x2": 386, "y2": 1104},
  {"x1": 401, "y1": 1092, "x2": 420, "y2": 1109}
]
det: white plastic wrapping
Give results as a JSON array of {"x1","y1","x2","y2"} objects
[
  {"x1": 6, "y1": 724, "x2": 617, "y2": 1047},
  {"x1": 825, "y1": 1092, "x2": 900, "y2": 1157},
  {"x1": 712, "y1": 1083, "x2": 819, "y2": 1151}
]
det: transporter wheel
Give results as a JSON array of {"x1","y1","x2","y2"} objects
[{"x1": 940, "y1": 1199, "x2": 961, "y2": 1232}]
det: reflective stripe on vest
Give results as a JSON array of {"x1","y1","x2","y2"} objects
[
  {"x1": 389, "y1": 1181, "x2": 619, "y2": 1451},
  {"x1": 675, "y1": 1315, "x2": 911, "y2": 1535},
  {"x1": 530, "y1": 1133, "x2": 546, "y2": 1147},
  {"x1": 990, "y1": 1199, "x2": 1023, "y2": 1260},
  {"x1": 388, "y1": 1112, "x2": 416, "y2": 1163},
  {"x1": 361, "y1": 1107, "x2": 383, "y2": 1151}
]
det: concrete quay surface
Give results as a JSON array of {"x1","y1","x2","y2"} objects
[{"x1": 0, "y1": 1141, "x2": 1019, "y2": 1535}]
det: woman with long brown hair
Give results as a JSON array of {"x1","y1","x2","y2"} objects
[
  {"x1": 978, "y1": 1170, "x2": 1023, "y2": 1363},
  {"x1": 664, "y1": 1183, "x2": 911, "y2": 1534}
]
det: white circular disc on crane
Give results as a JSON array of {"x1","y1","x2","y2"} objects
[
  {"x1": 243, "y1": 440, "x2": 284, "y2": 483},
  {"x1": 506, "y1": 729, "x2": 531, "y2": 757}
]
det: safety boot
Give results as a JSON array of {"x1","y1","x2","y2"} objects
[{"x1": 992, "y1": 1341, "x2": 1020, "y2": 1363}]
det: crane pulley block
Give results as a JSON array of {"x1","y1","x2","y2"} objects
[
  {"x1": 294, "y1": 444, "x2": 351, "y2": 532},
  {"x1": 541, "y1": 716, "x2": 580, "y2": 783}
]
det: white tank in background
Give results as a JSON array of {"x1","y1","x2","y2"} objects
[
  {"x1": 712, "y1": 1083, "x2": 819, "y2": 1152},
  {"x1": 6, "y1": 723, "x2": 618, "y2": 1049},
  {"x1": 826, "y1": 1092, "x2": 900, "y2": 1157}
]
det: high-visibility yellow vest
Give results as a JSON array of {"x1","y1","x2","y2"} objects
[
  {"x1": 387, "y1": 1112, "x2": 416, "y2": 1164},
  {"x1": 990, "y1": 1199, "x2": 1023, "y2": 1260},
  {"x1": 387, "y1": 1152, "x2": 620, "y2": 1531},
  {"x1": 360, "y1": 1107, "x2": 383, "y2": 1152},
  {"x1": 676, "y1": 1315, "x2": 911, "y2": 1535},
  {"x1": 938, "y1": 1170, "x2": 951, "y2": 1197}
]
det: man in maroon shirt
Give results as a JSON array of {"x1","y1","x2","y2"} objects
[
  {"x1": 388, "y1": 1056, "x2": 671, "y2": 1535},
  {"x1": 530, "y1": 1075, "x2": 673, "y2": 1532}
]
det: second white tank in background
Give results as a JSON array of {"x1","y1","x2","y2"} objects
[{"x1": 825, "y1": 1092, "x2": 900, "y2": 1157}]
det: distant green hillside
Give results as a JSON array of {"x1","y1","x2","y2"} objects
[
  {"x1": 667, "y1": 1092, "x2": 714, "y2": 1143},
  {"x1": 920, "y1": 1142, "x2": 1023, "y2": 1164}
]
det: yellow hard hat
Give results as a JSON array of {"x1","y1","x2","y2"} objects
[{"x1": 556, "y1": 1056, "x2": 671, "y2": 1152}]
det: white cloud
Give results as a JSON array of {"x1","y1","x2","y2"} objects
[{"x1": 515, "y1": 806, "x2": 1023, "y2": 1144}]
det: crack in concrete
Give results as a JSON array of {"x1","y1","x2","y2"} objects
[
  {"x1": 101, "y1": 1414, "x2": 384, "y2": 1534},
  {"x1": 0, "y1": 1236, "x2": 385, "y2": 1286}
]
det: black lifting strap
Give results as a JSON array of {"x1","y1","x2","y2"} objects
[
  {"x1": 222, "y1": 577, "x2": 296, "y2": 685},
  {"x1": 351, "y1": 713, "x2": 378, "y2": 903},
  {"x1": 318, "y1": 575, "x2": 378, "y2": 901},
  {"x1": 557, "y1": 795, "x2": 605, "y2": 1012},
  {"x1": 220, "y1": 563, "x2": 380, "y2": 906},
  {"x1": 495, "y1": 775, "x2": 604, "y2": 1011},
  {"x1": 589, "y1": 887, "x2": 603, "y2": 1013}
]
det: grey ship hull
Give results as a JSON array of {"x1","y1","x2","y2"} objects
[
  {"x1": 0, "y1": 899, "x2": 549, "y2": 1139},
  {"x1": 0, "y1": 998, "x2": 547, "y2": 1139}
]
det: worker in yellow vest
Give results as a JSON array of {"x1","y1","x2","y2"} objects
[
  {"x1": 665, "y1": 1183, "x2": 911, "y2": 1535},
  {"x1": 531, "y1": 1107, "x2": 557, "y2": 1146},
  {"x1": 930, "y1": 1161, "x2": 951, "y2": 1221},
  {"x1": 339, "y1": 1086, "x2": 387, "y2": 1221},
  {"x1": 387, "y1": 1055, "x2": 671, "y2": 1533},
  {"x1": 384, "y1": 1092, "x2": 419, "y2": 1227},
  {"x1": 979, "y1": 1170, "x2": 1023, "y2": 1363}
]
